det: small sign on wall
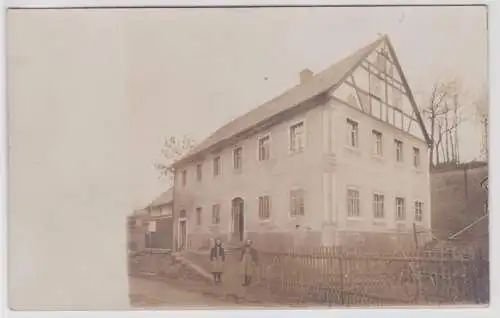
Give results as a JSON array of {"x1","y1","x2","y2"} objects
[{"x1": 148, "y1": 221, "x2": 156, "y2": 233}]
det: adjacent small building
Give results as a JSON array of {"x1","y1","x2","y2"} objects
[
  {"x1": 127, "y1": 188, "x2": 174, "y2": 250},
  {"x1": 172, "y1": 35, "x2": 432, "y2": 252}
]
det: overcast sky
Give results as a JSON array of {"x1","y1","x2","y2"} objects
[{"x1": 125, "y1": 6, "x2": 487, "y2": 208}]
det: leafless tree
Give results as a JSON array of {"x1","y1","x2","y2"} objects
[
  {"x1": 422, "y1": 79, "x2": 465, "y2": 167},
  {"x1": 474, "y1": 87, "x2": 489, "y2": 161},
  {"x1": 155, "y1": 135, "x2": 196, "y2": 183}
]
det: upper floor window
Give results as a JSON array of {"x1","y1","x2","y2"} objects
[
  {"x1": 179, "y1": 209, "x2": 187, "y2": 218},
  {"x1": 196, "y1": 207, "x2": 202, "y2": 225},
  {"x1": 258, "y1": 196, "x2": 271, "y2": 220},
  {"x1": 414, "y1": 201, "x2": 423, "y2": 222},
  {"x1": 233, "y1": 147, "x2": 243, "y2": 170},
  {"x1": 290, "y1": 189, "x2": 305, "y2": 217},
  {"x1": 258, "y1": 136, "x2": 270, "y2": 161},
  {"x1": 346, "y1": 119, "x2": 359, "y2": 148},
  {"x1": 196, "y1": 163, "x2": 203, "y2": 181},
  {"x1": 181, "y1": 170, "x2": 187, "y2": 186},
  {"x1": 213, "y1": 156, "x2": 221, "y2": 176},
  {"x1": 373, "y1": 193, "x2": 385, "y2": 218},
  {"x1": 413, "y1": 147, "x2": 421, "y2": 168},
  {"x1": 372, "y1": 130, "x2": 383, "y2": 156},
  {"x1": 395, "y1": 197, "x2": 406, "y2": 220},
  {"x1": 347, "y1": 188, "x2": 360, "y2": 217},
  {"x1": 212, "y1": 204, "x2": 221, "y2": 224},
  {"x1": 395, "y1": 139, "x2": 404, "y2": 162},
  {"x1": 290, "y1": 122, "x2": 305, "y2": 153}
]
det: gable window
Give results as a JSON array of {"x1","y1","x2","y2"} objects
[
  {"x1": 372, "y1": 130, "x2": 383, "y2": 155},
  {"x1": 346, "y1": 119, "x2": 359, "y2": 148},
  {"x1": 414, "y1": 201, "x2": 423, "y2": 222},
  {"x1": 212, "y1": 204, "x2": 220, "y2": 225},
  {"x1": 233, "y1": 147, "x2": 242, "y2": 170},
  {"x1": 290, "y1": 122, "x2": 305, "y2": 153},
  {"x1": 373, "y1": 193, "x2": 385, "y2": 218},
  {"x1": 369, "y1": 73, "x2": 382, "y2": 99},
  {"x1": 375, "y1": 50, "x2": 387, "y2": 72},
  {"x1": 413, "y1": 147, "x2": 421, "y2": 168},
  {"x1": 395, "y1": 139, "x2": 404, "y2": 162},
  {"x1": 290, "y1": 189, "x2": 305, "y2": 217},
  {"x1": 258, "y1": 196, "x2": 271, "y2": 220},
  {"x1": 395, "y1": 197, "x2": 406, "y2": 220},
  {"x1": 196, "y1": 207, "x2": 202, "y2": 225},
  {"x1": 258, "y1": 136, "x2": 270, "y2": 161},
  {"x1": 392, "y1": 87, "x2": 403, "y2": 109},
  {"x1": 347, "y1": 188, "x2": 360, "y2": 217},
  {"x1": 213, "y1": 156, "x2": 221, "y2": 176},
  {"x1": 181, "y1": 170, "x2": 187, "y2": 186},
  {"x1": 196, "y1": 163, "x2": 203, "y2": 181}
]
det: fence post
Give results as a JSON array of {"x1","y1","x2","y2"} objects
[{"x1": 338, "y1": 247, "x2": 344, "y2": 305}]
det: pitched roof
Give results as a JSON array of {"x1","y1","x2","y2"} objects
[
  {"x1": 175, "y1": 35, "x2": 427, "y2": 167},
  {"x1": 148, "y1": 188, "x2": 173, "y2": 208}
]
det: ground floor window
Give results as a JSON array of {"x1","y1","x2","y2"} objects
[
  {"x1": 258, "y1": 196, "x2": 271, "y2": 220},
  {"x1": 212, "y1": 204, "x2": 221, "y2": 224},
  {"x1": 396, "y1": 197, "x2": 406, "y2": 220},
  {"x1": 290, "y1": 189, "x2": 305, "y2": 217},
  {"x1": 414, "y1": 201, "x2": 423, "y2": 222},
  {"x1": 347, "y1": 188, "x2": 360, "y2": 217}
]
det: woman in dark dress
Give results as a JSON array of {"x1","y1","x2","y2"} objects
[{"x1": 209, "y1": 238, "x2": 225, "y2": 284}]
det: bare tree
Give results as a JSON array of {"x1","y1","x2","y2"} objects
[
  {"x1": 422, "y1": 79, "x2": 465, "y2": 167},
  {"x1": 155, "y1": 135, "x2": 196, "y2": 183},
  {"x1": 474, "y1": 88, "x2": 489, "y2": 161}
]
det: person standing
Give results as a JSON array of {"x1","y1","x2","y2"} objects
[
  {"x1": 209, "y1": 238, "x2": 225, "y2": 284},
  {"x1": 240, "y1": 239, "x2": 259, "y2": 286}
]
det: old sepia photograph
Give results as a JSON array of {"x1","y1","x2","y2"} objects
[{"x1": 7, "y1": 4, "x2": 489, "y2": 311}]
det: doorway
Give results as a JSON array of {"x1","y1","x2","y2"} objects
[
  {"x1": 178, "y1": 219, "x2": 187, "y2": 251},
  {"x1": 231, "y1": 197, "x2": 245, "y2": 242}
]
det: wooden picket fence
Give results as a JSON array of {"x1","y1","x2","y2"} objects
[{"x1": 254, "y1": 246, "x2": 489, "y2": 306}]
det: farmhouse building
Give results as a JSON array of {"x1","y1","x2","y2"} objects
[
  {"x1": 172, "y1": 35, "x2": 432, "y2": 252},
  {"x1": 128, "y1": 188, "x2": 174, "y2": 250}
]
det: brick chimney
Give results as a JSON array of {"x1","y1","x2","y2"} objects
[{"x1": 300, "y1": 68, "x2": 314, "y2": 84}]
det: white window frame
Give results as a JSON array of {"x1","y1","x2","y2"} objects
[
  {"x1": 395, "y1": 197, "x2": 406, "y2": 221},
  {"x1": 347, "y1": 187, "x2": 361, "y2": 218},
  {"x1": 395, "y1": 139, "x2": 404, "y2": 162},
  {"x1": 289, "y1": 120, "x2": 306, "y2": 154},
  {"x1": 414, "y1": 200, "x2": 423, "y2": 223},
  {"x1": 181, "y1": 170, "x2": 187, "y2": 187},
  {"x1": 258, "y1": 134, "x2": 271, "y2": 161},
  {"x1": 195, "y1": 163, "x2": 203, "y2": 182},
  {"x1": 372, "y1": 192, "x2": 385, "y2": 219},
  {"x1": 258, "y1": 195, "x2": 271, "y2": 221},
  {"x1": 413, "y1": 147, "x2": 421, "y2": 168},
  {"x1": 213, "y1": 156, "x2": 221, "y2": 177},
  {"x1": 372, "y1": 130, "x2": 383, "y2": 156},
  {"x1": 211, "y1": 204, "x2": 221, "y2": 225},
  {"x1": 233, "y1": 146, "x2": 243, "y2": 171},
  {"x1": 289, "y1": 188, "x2": 305, "y2": 218},
  {"x1": 195, "y1": 206, "x2": 202, "y2": 226},
  {"x1": 346, "y1": 118, "x2": 359, "y2": 148}
]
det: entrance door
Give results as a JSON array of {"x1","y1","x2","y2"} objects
[
  {"x1": 179, "y1": 219, "x2": 187, "y2": 251},
  {"x1": 231, "y1": 198, "x2": 244, "y2": 242}
]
